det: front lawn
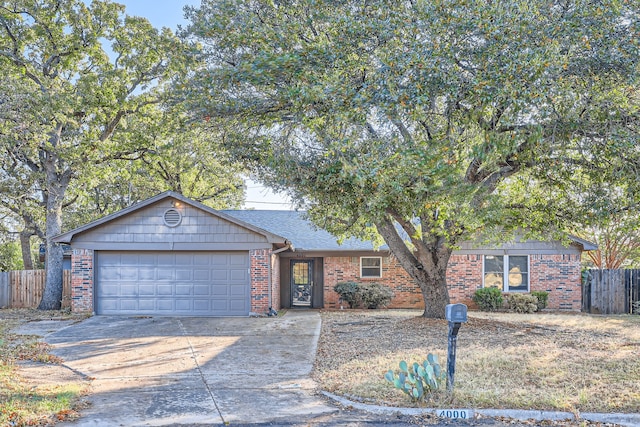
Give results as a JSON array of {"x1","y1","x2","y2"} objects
[
  {"x1": 0, "y1": 309, "x2": 88, "y2": 426},
  {"x1": 313, "y1": 310, "x2": 640, "y2": 414}
]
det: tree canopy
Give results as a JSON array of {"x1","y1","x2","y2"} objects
[
  {"x1": 0, "y1": 0, "x2": 243, "y2": 309},
  {"x1": 184, "y1": 0, "x2": 640, "y2": 317}
]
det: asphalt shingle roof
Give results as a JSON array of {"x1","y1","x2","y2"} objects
[{"x1": 222, "y1": 210, "x2": 378, "y2": 251}]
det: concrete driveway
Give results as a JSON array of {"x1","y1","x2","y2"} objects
[{"x1": 40, "y1": 311, "x2": 336, "y2": 426}]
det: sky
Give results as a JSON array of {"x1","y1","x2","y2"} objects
[{"x1": 116, "y1": 0, "x2": 294, "y2": 210}]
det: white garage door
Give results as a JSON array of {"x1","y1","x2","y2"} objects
[{"x1": 96, "y1": 251, "x2": 250, "y2": 316}]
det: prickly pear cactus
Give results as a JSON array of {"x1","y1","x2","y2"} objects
[{"x1": 384, "y1": 353, "x2": 446, "y2": 402}]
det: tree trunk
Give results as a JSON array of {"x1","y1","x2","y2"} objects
[
  {"x1": 376, "y1": 217, "x2": 452, "y2": 319},
  {"x1": 413, "y1": 253, "x2": 452, "y2": 319},
  {"x1": 38, "y1": 188, "x2": 65, "y2": 310},
  {"x1": 19, "y1": 230, "x2": 34, "y2": 270},
  {"x1": 37, "y1": 135, "x2": 70, "y2": 311}
]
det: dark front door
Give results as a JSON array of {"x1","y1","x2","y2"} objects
[{"x1": 291, "y1": 260, "x2": 313, "y2": 307}]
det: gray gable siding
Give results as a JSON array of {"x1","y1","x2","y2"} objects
[{"x1": 69, "y1": 200, "x2": 273, "y2": 251}]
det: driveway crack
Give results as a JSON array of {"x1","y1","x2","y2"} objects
[{"x1": 177, "y1": 319, "x2": 226, "y2": 425}]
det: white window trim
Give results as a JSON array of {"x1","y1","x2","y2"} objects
[
  {"x1": 360, "y1": 256, "x2": 382, "y2": 278},
  {"x1": 483, "y1": 255, "x2": 530, "y2": 292}
]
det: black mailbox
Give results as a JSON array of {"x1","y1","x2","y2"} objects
[{"x1": 445, "y1": 303, "x2": 468, "y2": 323}]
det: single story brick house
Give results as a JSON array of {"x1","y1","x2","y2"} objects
[{"x1": 53, "y1": 191, "x2": 595, "y2": 316}]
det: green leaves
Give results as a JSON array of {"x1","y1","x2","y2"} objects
[
  {"x1": 184, "y1": 0, "x2": 640, "y2": 316},
  {"x1": 0, "y1": 1, "x2": 224, "y2": 305}
]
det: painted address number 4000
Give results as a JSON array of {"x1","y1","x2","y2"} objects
[{"x1": 437, "y1": 409, "x2": 472, "y2": 419}]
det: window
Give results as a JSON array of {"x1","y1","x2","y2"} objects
[
  {"x1": 483, "y1": 255, "x2": 529, "y2": 292},
  {"x1": 361, "y1": 257, "x2": 382, "y2": 278}
]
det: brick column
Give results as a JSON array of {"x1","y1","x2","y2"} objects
[
  {"x1": 250, "y1": 249, "x2": 271, "y2": 314},
  {"x1": 71, "y1": 248, "x2": 94, "y2": 314}
]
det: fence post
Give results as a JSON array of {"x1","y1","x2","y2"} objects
[{"x1": 0, "y1": 272, "x2": 9, "y2": 308}]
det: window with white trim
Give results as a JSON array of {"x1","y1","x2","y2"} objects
[
  {"x1": 483, "y1": 255, "x2": 529, "y2": 292},
  {"x1": 361, "y1": 257, "x2": 382, "y2": 278}
]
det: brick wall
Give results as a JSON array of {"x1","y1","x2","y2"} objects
[
  {"x1": 530, "y1": 254, "x2": 582, "y2": 310},
  {"x1": 250, "y1": 249, "x2": 271, "y2": 314},
  {"x1": 323, "y1": 255, "x2": 423, "y2": 310},
  {"x1": 447, "y1": 254, "x2": 484, "y2": 308},
  {"x1": 71, "y1": 248, "x2": 94, "y2": 313},
  {"x1": 321, "y1": 253, "x2": 582, "y2": 311}
]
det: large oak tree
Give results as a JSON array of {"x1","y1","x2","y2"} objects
[
  {"x1": 183, "y1": 0, "x2": 640, "y2": 318},
  {"x1": 0, "y1": 0, "x2": 191, "y2": 309}
]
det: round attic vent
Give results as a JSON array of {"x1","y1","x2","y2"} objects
[{"x1": 163, "y1": 208, "x2": 182, "y2": 227}]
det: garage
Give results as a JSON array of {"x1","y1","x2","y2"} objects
[
  {"x1": 96, "y1": 251, "x2": 250, "y2": 316},
  {"x1": 53, "y1": 192, "x2": 289, "y2": 316}
]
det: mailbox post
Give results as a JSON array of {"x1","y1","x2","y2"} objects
[{"x1": 445, "y1": 303, "x2": 468, "y2": 392}]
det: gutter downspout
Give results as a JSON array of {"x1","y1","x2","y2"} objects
[{"x1": 268, "y1": 241, "x2": 294, "y2": 315}]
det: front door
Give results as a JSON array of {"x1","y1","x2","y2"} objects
[{"x1": 291, "y1": 260, "x2": 313, "y2": 307}]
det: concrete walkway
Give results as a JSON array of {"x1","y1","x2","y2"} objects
[{"x1": 38, "y1": 311, "x2": 336, "y2": 426}]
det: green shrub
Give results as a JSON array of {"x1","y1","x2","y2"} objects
[
  {"x1": 334, "y1": 282, "x2": 394, "y2": 309},
  {"x1": 473, "y1": 287, "x2": 503, "y2": 311},
  {"x1": 359, "y1": 282, "x2": 394, "y2": 309},
  {"x1": 384, "y1": 354, "x2": 446, "y2": 402},
  {"x1": 334, "y1": 282, "x2": 360, "y2": 308},
  {"x1": 506, "y1": 293, "x2": 539, "y2": 313},
  {"x1": 531, "y1": 291, "x2": 549, "y2": 310}
]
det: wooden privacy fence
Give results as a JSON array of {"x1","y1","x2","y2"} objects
[
  {"x1": 582, "y1": 269, "x2": 640, "y2": 315},
  {"x1": 0, "y1": 270, "x2": 71, "y2": 309}
]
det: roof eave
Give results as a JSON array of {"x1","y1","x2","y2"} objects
[{"x1": 568, "y1": 234, "x2": 598, "y2": 251}]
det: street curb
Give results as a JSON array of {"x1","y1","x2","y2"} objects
[{"x1": 321, "y1": 391, "x2": 640, "y2": 427}]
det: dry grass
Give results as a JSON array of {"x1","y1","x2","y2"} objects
[
  {"x1": 0, "y1": 309, "x2": 88, "y2": 426},
  {"x1": 312, "y1": 309, "x2": 640, "y2": 414}
]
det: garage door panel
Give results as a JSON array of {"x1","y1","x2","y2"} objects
[
  {"x1": 230, "y1": 270, "x2": 246, "y2": 281},
  {"x1": 193, "y1": 300, "x2": 209, "y2": 311},
  {"x1": 175, "y1": 285, "x2": 192, "y2": 296},
  {"x1": 211, "y1": 300, "x2": 229, "y2": 310},
  {"x1": 138, "y1": 269, "x2": 155, "y2": 280},
  {"x1": 229, "y1": 299, "x2": 247, "y2": 311},
  {"x1": 120, "y1": 284, "x2": 138, "y2": 296},
  {"x1": 194, "y1": 270, "x2": 210, "y2": 280},
  {"x1": 175, "y1": 300, "x2": 192, "y2": 310},
  {"x1": 99, "y1": 299, "x2": 117, "y2": 310},
  {"x1": 176, "y1": 270, "x2": 192, "y2": 280},
  {"x1": 193, "y1": 285, "x2": 210, "y2": 296},
  {"x1": 210, "y1": 255, "x2": 228, "y2": 265},
  {"x1": 96, "y1": 251, "x2": 250, "y2": 316},
  {"x1": 156, "y1": 253, "x2": 174, "y2": 264},
  {"x1": 100, "y1": 285, "x2": 119, "y2": 296},
  {"x1": 120, "y1": 299, "x2": 137, "y2": 310},
  {"x1": 100, "y1": 268, "x2": 119, "y2": 281},
  {"x1": 193, "y1": 254, "x2": 210, "y2": 265},
  {"x1": 138, "y1": 254, "x2": 156, "y2": 264},
  {"x1": 230, "y1": 284, "x2": 247, "y2": 296},
  {"x1": 175, "y1": 253, "x2": 194, "y2": 264},
  {"x1": 139, "y1": 285, "x2": 155, "y2": 295},
  {"x1": 138, "y1": 299, "x2": 155, "y2": 310},
  {"x1": 157, "y1": 285, "x2": 173, "y2": 296},
  {"x1": 212, "y1": 270, "x2": 228, "y2": 280},
  {"x1": 157, "y1": 268, "x2": 175, "y2": 280}
]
